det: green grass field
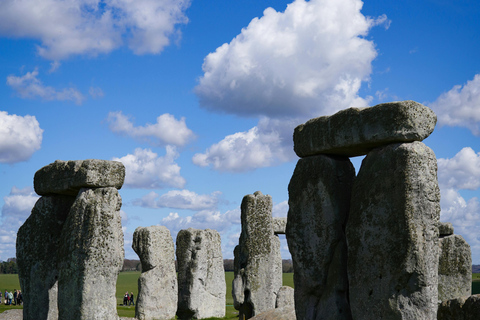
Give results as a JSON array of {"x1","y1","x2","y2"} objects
[{"x1": 0, "y1": 272, "x2": 294, "y2": 318}]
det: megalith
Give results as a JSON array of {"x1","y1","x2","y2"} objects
[
  {"x1": 346, "y1": 142, "x2": 440, "y2": 320},
  {"x1": 233, "y1": 191, "x2": 282, "y2": 319},
  {"x1": 438, "y1": 294, "x2": 480, "y2": 320},
  {"x1": 286, "y1": 154, "x2": 355, "y2": 320},
  {"x1": 176, "y1": 228, "x2": 226, "y2": 320},
  {"x1": 16, "y1": 195, "x2": 75, "y2": 320},
  {"x1": 132, "y1": 226, "x2": 178, "y2": 320},
  {"x1": 57, "y1": 187, "x2": 124, "y2": 320}
]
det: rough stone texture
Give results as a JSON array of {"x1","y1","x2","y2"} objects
[
  {"x1": 346, "y1": 142, "x2": 440, "y2": 320},
  {"x1": 286, "y1": 155, "x2": 354, "y2": 320},
  {"x1": 275, "y1": 286, "x2": 294, "y2": 309},
  {"x1": 176, "y1": 228, "x2": 226, "y2": 320},
  {"x1": 16, "y1": 195, "x2": 75, "y2": 320},
  {"x1": 34, "y1": 159, "x2": 125, "y2": 196},
  {"x1": 438, "y1": 294, "x2": 480, "y2": 320},
  {"x1": 438, "y1": 234, "x2": 472, "y2": 302},
  {"x1": 438, "y1": 222, "x2": 454, "y2": 237},
  {"x1": 272, "y1": 218, "x2": 287, "y2": 235},
  {"x1": 233, "y1": 191, "x2": 282, "y2": 319},
  {"x1": 58, "y1": 187, "x2": 124, "y2": 320},
  {"x1": 249, "y1": 306, "x2": 296, "y2": 320},
  {"x1": 132, "y1": 226, "x2": 177, "y2": 320},
  {"x1": 293, "y1": 100, "x2": 437, "y2": 157}
]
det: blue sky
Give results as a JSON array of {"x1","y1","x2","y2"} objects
[{"x1": 0, "y1": 0, "x2": 479, "y2": 263}]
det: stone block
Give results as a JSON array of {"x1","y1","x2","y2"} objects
[
  {"x1": 438, "y1": 222, "x2": 454, "y2": 237},
  {"x1": 438, "y1": 294, "x2": 480, "y2": 320},
  {"x1": 272, "y1": 218, "x2": 287, "y2": 235},
  {"x1": 275, "y1": 286, "x2": 294, "y2": 309},
  {"x1": 249, "y1": 306, "x2": 296, "y2": 320}
]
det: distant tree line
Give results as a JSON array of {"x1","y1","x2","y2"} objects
[{"x1": 0, "y1": 258, "x2": 18, "y2": 274}]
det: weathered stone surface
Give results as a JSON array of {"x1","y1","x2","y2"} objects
[
  {"x1": 176, "y1": 228, "x2": 226, "y2": 320},
  {"x1": 293, "y1": 100, "x2": 437, "y2": 157},
  {"x1": 438, "y1": 222, "x2": 454, "y2": 237},
  {"x1": 438, "y1": 234, "x2": 472, "y2": 301},
  {"x1": 133, "y1": 226, "x2": 177, "y2": 320},
  {"x1": 58, "y1": 187, "x2": 124, "y2": 320},
  {"x1": 286, "y1": 155, "x2": 354, "y2": 320},
  {"x1": 34, "y1": 159, "x2": 125, "y2": 196},
  {"x1": 272, "y1": 218, "x2": 287, "y2": 235},
  {"x1": 347, "y1": 142, "x2": 440, "y2": 320},
  {"x1": 249, "y1": 306, "x2": 296, "y2": 320},
  {"x1": 233, "y1": 191, "x2": 282, "y2": 319},
  {"x1": 438, "y1": 294, "x2": 480, "y2": 320},
  {"x1": 17, "y1": 195, "x2": 75, "y2": 320},
  {"x1": 275, "y1": 286, "x2": 294, "y2": 309}
]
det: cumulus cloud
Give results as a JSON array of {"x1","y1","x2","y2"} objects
[
  {"x1": 272, "y1": 200, "x2": 288, "y2": 217},
  {"x1": 429, "y1": 74, "x2": 480, "y2": 135},
  {"x1": 107, "y1": 111, "x2": 195, "y2": 146},
  {"x1": 133, "y1": 190, "x2": 222, "y2": 211},
  {"x1": 195, "y1": 0, "x2": 381, "y2": 119},
  {"x1": 7, "y1": 68, "x2": 85, "y2": 104},
  {"x1": 0, "y1": 111, "x2": 43, "y2": 164},
  {"x1": 113, "y1": 147, "x2": 186, "y2": 189},
  {"x1": 0, "y1": 0, "x2": 191, "y2": 60},
  {"x1": 193, "y1": 117, "x2": 297, "y2": 172}
]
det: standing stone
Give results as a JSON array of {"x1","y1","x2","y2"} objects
[
  {"x1": 132, "y1": 226, "x2": 177, "y2": 320},
  {"x1": 286, "y1": 155, "x2": 355, "y2": 320},
  {"x1": 176, "y1": 228, "x2": 226, "y2": 320},
  {"x1": 346, "y1": 142, "x2": 440, "y2": 320},
  {"x1": 16, "y1": 195, "x2": 75, "y2": 320},
  {"x1": 58, "y1": 187, "x2": 124, "y2": 320},
  {"x1": 233, "y1": 191, "x2": 282, "y2": 319},
  {"x1": 438, "y1": 234, "x2": 472, "y2": 301},
  {"x1": 275, "y1": 286, "x2": 295, "y2": 309}
]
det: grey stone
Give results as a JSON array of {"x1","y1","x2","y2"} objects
[
  {"x1": 249, "y1": 306, "x2": 296, "y2": 320},
  {"x1": 438, "y1": 294, "x2": 480, "y2": 320},
  {"x1": 272, "y1": 218, "x2": 287, "y2": 235},
  {"x1": 438, "y1": 234, "x2": 472, "y2": 301},
  {"x1": 34, "y1": 159, "x2": 125, "y2": 196},
  {"x1": 58, "y1": 187, "x2": 124, "y2": 320},
  {"x1": 293, "y1": 100, "x2": 437, "y2": 157},
  {"x1": 346, "y1": 142, "x2": 441, "y2": 320},
  {"x1": 275, "y1": 286, "x2": 294, "y2": 309},
  {"x1": 233, "y1": 191, "x2": 282, "y2": 319},
  {"x1": 438, "y1": 222, "x2": 454, "y2": 237},
  {"x1": 286, "y1": 155, "x2": 354, "y2": 320},
  {"x1": 16, "y1": 195, "x2": 75, "y2": 320},
  {"x1": 176, "y1": 228, "x2": 226, "y2": 320},
  {"x1": 133, "y1": 226, "x2": 177, "y2": 320}
]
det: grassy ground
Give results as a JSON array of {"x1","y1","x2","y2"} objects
[{"x1": 0, "y1": 272, "x2": 294, "y2": 319}]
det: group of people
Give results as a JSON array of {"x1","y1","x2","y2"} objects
[
  {"x1": 123, "y1": 292, "x2": 135, "y2": 306},
  {"x1": 0, "y1": 289, "x2": 22, "y2": 305}
]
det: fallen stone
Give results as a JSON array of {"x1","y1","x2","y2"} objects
[
  {"x1": 249, "y1": 306, "x2": 296, "y2": 320},
  {"x1": 438, "y1": 294, "x2": 480, "y2": 320},
  {"x1": 176, "y1": 228, "x2": 226, "y2": 320},
  {"x1": 16, "y1": 195, "x2": 75, "y2": 320},
  {"x1": 233, "y1": 191, "x2": 282, "y2": 319},
  {"x1": 272, "y1": 218, "x2": 287, "y2": 235},
  {"x1": 438, "y1": 222, "x2": 454, "y2": 237},
  {"x1": 347, "y1": 142, "x2": 440, "y2": 320},
  {"x1": 133, "y1": 226, "x2": 177, "y2": 320},
  {"x1": 34, "y1": 159, "x2": 125, "y2": 196},
  {"x1": 58, "y1": 187, "x2": 124, "y2": 320},
  {"x1": 275, "y1": 286, "x2": 294, "y2": 309},
  {"x1": 293, "y1": 100, "x2": 437, "y2": 157},
  {"x1": 438, "y1": 234, "x2": 471, "y2": 301},
  {"x1": 286, "y1": 155, "x2": 354, "y2": 320}
]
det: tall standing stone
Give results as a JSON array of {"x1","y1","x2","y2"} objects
[
  {"x1": 16, "y1": 195, "x2": 75, "y2": 320},
  {"x1": 233, "y1": 191, "x2": 282, "y2": 319},
  {"x1": 133, "y1": 226, "x2": 178, "y2": 320},
  {"x1": 346, "y1": 142, "x2": 440, "y2": 319},
  {"x1": 58, "y1": 187, "x2": 124, "y2": 320},
  {"x1": 286, "y1": 155, "x2": 355, "y2": 320},
  {"x1": 176, "y1": 228, "x2": 226, "y2": 320}
]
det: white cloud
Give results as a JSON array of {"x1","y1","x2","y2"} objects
[
  {"x1": 0, "y1": 0, "x2": 191, "y2": 60},
  {"x1": 429, "y1": 74, "x2": 480, "y2": 135},
  {"x1": 133, "y1": 190, "x2": 222, "y2": 211},
  {"x1": 193, "y1": 117, "x2": 297, "y2": 172},
  {"x1": 7, "y1": 68, "x2": 85, "y2": 104},
  {"x1": 195, "y1": 0, "x2": 381, "y2": 119},
  {"x1": 113, "y1": 147, "x2": 186, "y2": 189},
  {"x1": 89, "y1": 87, "x2": 104, "y2": 99},
  {"x1": 0, "y1": 111, "x2": 43, "y2": 164},
  {"x1": 107, "y1": 111, "x2": 195, "y2": 146},
  {"x1": 272, "y1": 200, "x2": 288, "y2": 217},
  {"x1": 437, "y1": 147, "x2": 480, "y2": 190}
]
